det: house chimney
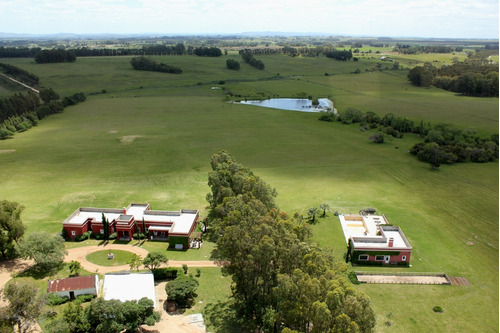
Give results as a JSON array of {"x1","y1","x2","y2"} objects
[
  {"x1": 388, "y1": 238, "x2": 394, "y2": 247},
  {"x1": 123, "y1": 207, "x2": 127, "y2": 214}
]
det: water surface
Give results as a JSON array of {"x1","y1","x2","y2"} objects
[{"x1": 239, "y1": 98, "x2": 333, "y2": 112}]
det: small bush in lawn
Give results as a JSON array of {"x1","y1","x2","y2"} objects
[
  {"x1": 196, "y1": 268, "x2": 201, "y2": 277},
  {"x1": 433, "y1": 306, "x2": 443, "y2": 313},
  {"x1": 182, "y1": 264, "x2": 188, "y2": 275},
  {"x1": 370, "y1": 133, "x2": 385, "y2": 144}
]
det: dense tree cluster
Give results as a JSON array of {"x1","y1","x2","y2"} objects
[
  {"x1": 45, "y1": 297, "x2": 160, "y2": 333},
  {"x1": 226, "y1": 59, "x2": 240, "y2": 70},
  {"x1": 34, "y1": 49, "x2": 76, "y2": 63},
  {"x1": 193, "y1": 46, "x2": 222, "y2": 57},
  {"x1": 0, "y1": 92, "x2": 40, "y2": 139},
  {"x1": 0, "y1": 91, "x2": 40, "y2": 124},
  {"x1": 0, "y1": 63, "x2": 39, "y2": 87},
  {"x1": 130, "y1": 56, "x2": 182, "y2": 74},
  {"x1": 239, "y1": 49, "x2": 265, "y2": 70},
  {"x1": 319, "y1": 109, "x2": 498, "y2": 168},
  {"x1": 1, "y1": 281, "x2": 45, "y2": 333},
  {"x1": 410, "y1": 125, "x2": 498, "y2": 168},
  {"x1": 325, "y1": 49, "x2": 353, "y2": 61},
  {"x1": 408, "y1": 61, "x2": 499, "y2": 97},
  {"x1": 0, "y1": 200, "x2": 25, "y2": 260},
  {"x1": 207, "y1": 151, "x2": 375, "y2": 332},
  {"x1": 0, "y1": 89, "x2": 85, "y2": 139}
]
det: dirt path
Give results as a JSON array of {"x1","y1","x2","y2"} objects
[
  {"x1": 139, "y1": 281, "x2": 205, "y2": 333},
  {"x1": 0, "y1": 73, "x2": 39, "y2": 93},
  {"x1": 0, "y1": 258, "x2": 34, "y2": 306},
  {"x1": 64, "y1": 244, "x2": 221, "y2": 274}
]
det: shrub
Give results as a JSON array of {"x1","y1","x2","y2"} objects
[
  {"x1": 133, "y1": 232, "x2": 145, "y2": 240},
  {"x1": 348, "y1": 271, "x2": 360, "y2": 284},
  {"x1": 152, "y1": 267, "x2": 179, "y2": 280},
  {"x1": 75, "y1": 294, "x2": 95, "y2": 304},
  {"x1": 46, "y1": 293, "x2": 70, "y2": 306},
  {"x1": 226, "y1": 59, "x2": 240, "y2": 70},
  {"x1": 94, "y1": 233, "x2": 104, "y2": 240},
  {"x1": 75, "y1": 231, "x2": 92, "y2": 242},
  {"x1": 182, "y1": 264, "x2": 188, "y2": 275},
  {"x1": 318, "y1": 111, "x2": 336, "y2": 122},
  {"x1": 433, "y1": 306, "x2": 443, "y2": 313},
  {"x1": 369, "y1": 133, "x2": 385, "y2": 144},
  {"x1": 108, "y1": 232, "x2": 117, "y2": 240},
  {"x1": 165, "y1": 275, "x2": 199, "y2": 307}
]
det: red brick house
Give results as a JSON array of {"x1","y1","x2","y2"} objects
[{"x1": 62, "y1": 203, "x2": 199, "y2": 249}]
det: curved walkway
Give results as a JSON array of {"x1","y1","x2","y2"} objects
[{"x1": 64, "y1": 244, "x2": 220, "y2": 274}]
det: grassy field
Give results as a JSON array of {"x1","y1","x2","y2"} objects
[{"x1": 0, "y1": 54, "x2": 497, "y2": 332}]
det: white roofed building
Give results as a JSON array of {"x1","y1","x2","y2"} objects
[
  {"x1": 62, "y1": 203, "x2": 200, "y2": 249},
  {"x1": 339, "y1": 211, "x2": 412, "y2": 266}
]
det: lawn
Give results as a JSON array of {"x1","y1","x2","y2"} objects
[
  {"x1": 0, "y1": 54, "x2": 497, "y2": 332},
  {"x1": 85, "y1": 249, "x2": 137, "y2": 266}
]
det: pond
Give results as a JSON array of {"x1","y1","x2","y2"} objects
[{"x1": 238, "y1": 98, "x2": 333, "y2": 113}]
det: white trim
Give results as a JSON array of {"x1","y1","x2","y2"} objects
[
  {"x1": 71, "y1": 230, "x2": 76, "y2": 236},
  {"x1": 402, "y1": 255, "x2": 407, "y2": 261},
  {"x1": 358, "y1": 254, "x2": 369, "y2": 261},
  {"x1": 375, "y1": 255, "x2": 385, "y2": 261}
]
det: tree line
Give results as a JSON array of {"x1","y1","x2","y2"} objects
[
  {"x1": 393, "y1": 44, "x2": 463, "y2": 54},
  {"x1": 239, "y1": 49, "x2": 265, "y2": 70},
  {"x1": 319, "y1": 108, "x2": 498, "y2": 169},
  {"x1": 34, "y1": 49, "x2": 76, "y2": 63},
  {"x1": 0, "y1": 88, "x2": 86, "y2": 139},
  {"x1": 130, "y1": 56, "x2": 182, "y2": 74},
  {"x1": 408, "y1": 61, "x2": 499, "y2": 97},
  {"x1": 0, "y1": 44, "x2": 223, "y2": 59},
  {"x1": 0, "y1": 63, "x2": 39, "y2": 87},
  {"x1": 206, "y1": 151, "x2": 375, "y2": 332}
]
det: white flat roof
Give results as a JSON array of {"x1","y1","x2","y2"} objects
[
  {"x1": 64, "y1": 211, "x2": 121, "y2": 225},
  {"x1": 148, "y1": 225, "x2": 172, "y2": 231},
  {"x1": 103, "y1": 273, "x2": 156, "y2": 307},
  {"x1": 145, "y1": 212, "x2": 197, "y2": 234},
  {"x1": 63, "y1": 204, "x2": 198, "y2": 236},
  {"x1": 339, "y1": 213, "x2": 411, "y2": 250},
  {"x1": 338, "y1": 214, "x2": 387, "y2": 243}
]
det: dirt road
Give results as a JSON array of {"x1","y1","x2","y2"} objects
[{"x1": 64, "y1": 244, "x2": 221, "y2": 273}]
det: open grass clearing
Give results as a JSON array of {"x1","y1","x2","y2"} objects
[{"x1": 85, "y1": 249, "x2": 137, "y2": 267}]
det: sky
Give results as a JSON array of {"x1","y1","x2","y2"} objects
[{"x1": 0, "y1": 0, "x2": 498, "y2": 39}]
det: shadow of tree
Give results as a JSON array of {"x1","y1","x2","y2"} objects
[
  {"x1": 16, "y1": 262, "x2": 65, "y2": 280},
  {"x1": 203, "y1": 300, "x2": 253, "y2": 333}
]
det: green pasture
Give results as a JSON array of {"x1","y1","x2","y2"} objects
[{"x1": 0, "y1": 54, "x2": 497, "y2": 332}]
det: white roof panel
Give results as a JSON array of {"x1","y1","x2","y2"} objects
[{"x1": 103, "y1": 273, "x2": 156, "y2": 307}]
